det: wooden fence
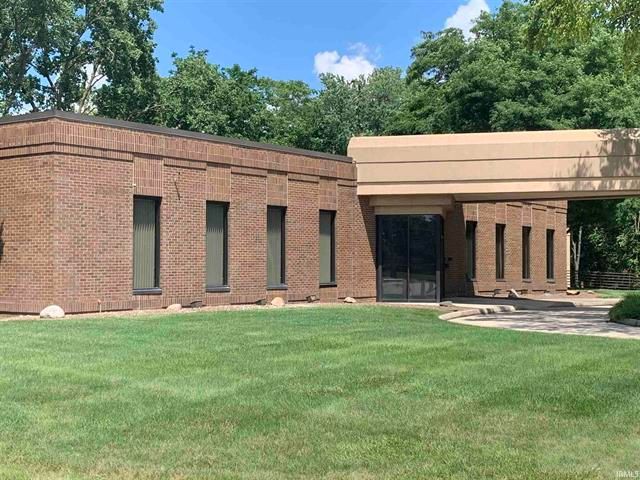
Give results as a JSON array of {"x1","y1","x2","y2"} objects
[{"x1": 576, "y1": 271, "x2": 640, "y2": 290}]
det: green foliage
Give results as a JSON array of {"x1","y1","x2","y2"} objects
[
  {"x1": 150, "y1": 50, "x2": 407, "y2": 153},
  {"x1": 306, "y1": 68, "x2": 407, "y2": 154},
  {"x1": 397, "y1": 1, "x2": 640, "y2": 134},
  {"x1": 0, "y1": 0, "x2": 162, "y2": 116},
  {"x1": 528, "y1": 0, "x2": 640, "y2": 70},
  {"x1": 609, "y1": 293, "x2": 640, "y2": 321},
  {"x1": 155, "y1": 49, "x2": 271, "y2": 141}
]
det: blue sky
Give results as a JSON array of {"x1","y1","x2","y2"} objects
[{"x1": 154, "y1": 0, "x2": 503, "y2": 87}]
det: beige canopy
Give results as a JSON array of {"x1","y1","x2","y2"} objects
[{"x1": 348, "y1": 128, "x2": 640, "y2": 204}]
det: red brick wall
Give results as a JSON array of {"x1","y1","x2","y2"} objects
[
  {"x1": 0, "y1": 155, "x2": 55, "y2": 313},
  {"x1": 0, "y1": 116, "x2": 376, "y2": 313},
  {"x1": 445, "y1": 201, "x2": 567, "y2": 297},
  {"x1": 0, "y1": 115, "x2": 567, "y2": 313}
]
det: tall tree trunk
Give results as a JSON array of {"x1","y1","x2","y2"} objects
[{"x1": 571, "y1": 226, "x2": 582, "y2": 288}]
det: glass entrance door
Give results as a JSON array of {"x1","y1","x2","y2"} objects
[{"x1": 377, "y1": 215, "x2": 442, "y2": 302}]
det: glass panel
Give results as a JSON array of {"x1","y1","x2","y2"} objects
[
  {"x1": 408, "y1": 215, "x2": 439, "y2": 301},
  {"x1": 547, "y1": 229, "x2": 555, "y2": 279},
  {"x1": 465, "y1": 221, "x2": 476, "y2": 280},
  {"x1": 379, "y1": 216, "x2": 408, "y2": 301},
  {"x1": 267, "y1": 207, "x2": 285, "y2": 285},
  {"x1": 206, "y1": 203, "x2": 227, "y2": 287},
  {"x1": 496, "y1": 224, "x2": 505, "y2": 280},
  {"x1": 133, "y1": 197, "x2": 158, "y2": 290},
  {"x1": 522, "y1": 226, "x2": 531, "y2": 279},
  {"x1": 319, "y1": 211, "x2": 335, "y2": 284}
]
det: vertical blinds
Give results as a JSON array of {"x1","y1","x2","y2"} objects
[
  {"x1": 496, "y1": 224, "x2": 505, "y2": 280},
  {"x1": 267, "y1": 207, "x2": 285, "y2": 286},
  {"x1": 522, "y1": 227, "x2": 531, "y2": 280},
  {"x1": 546, "y1": 230, "x2": 555, "y2": 279},
  {"x1": 206, "y1": 203, "x2": 227, "y2": 287},
  {"x1": 319, "y1": 211, "x2": 335, "y2": 284},
  {"x1": 133, "y1": 197, "x2": 158, "y2": 290},
  {"x1": 465, "y1": 221, "x2": 476, "y2": 279}
]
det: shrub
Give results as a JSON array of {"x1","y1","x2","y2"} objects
[{"x1": 609, "y1": 294, "x2": 640, "y2": 323}]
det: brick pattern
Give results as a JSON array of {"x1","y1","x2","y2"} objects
[
  {"x1": 133, "y1": 155, "x2": 163, "y2": 196},
  {"x1": 206, "y1": 163, "x2": 231, "y2": 202},
  {"x1": 267, "y1": 171, "x2": 288, "y2": 206},
  {"x1": 319, "y1": 177, "x2": 337, "y2": 211},
  {"x1": 0, "y1": 155, "x2": 55, "y2": 313},
  {"x1": 0, "y1": 116, "x2": 567, "y2": 313},
  {"x1": 0, "y1": 118, "x2": 368, "y2": 314},
  {"x1": 287, "y1": 179, "x2": 320, "y2": 301},
  {"x1": 445, "y1": 201, "x2": 568, "y2": 297}
]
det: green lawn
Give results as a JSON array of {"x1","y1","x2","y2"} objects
[
  {"x1": 1, "y1": 306, "x2": 639, "y2": 479},
  {"x1": 590, "y1": 289, "x2": 640, "y2": 298}
]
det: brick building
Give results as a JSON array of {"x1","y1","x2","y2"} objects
[{"x1": 0, "y1": 111, "x2": 566, "y2": 314}]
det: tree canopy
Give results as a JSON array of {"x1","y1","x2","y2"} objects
[
  {"x1": 528, "y1": 0, "x2": 640, "y2": 70},
  {"x1": 0, "y1": 0, "x2": 162, "y2": 116}
]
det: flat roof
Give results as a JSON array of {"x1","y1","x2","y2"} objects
[
  {"x1": 0, "y1": 110, "x2": 353, "y2": 163},
  {"x1": 348, "y1": 128, "x2": 640, "y2": 201}
]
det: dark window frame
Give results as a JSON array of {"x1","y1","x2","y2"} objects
[
  {"x1": 133, "y1": 195, "x2": 161, "y2": 295},
  {"x1": 319, "y1": 210, "x2": 337, "y2": 287},
  {"x1": 522, "y1": 226, "x2": 531, "y2": 280},
  {"x1": 267, "y1": 206, "x2": 287, "y2": 289},
  {"x1": 496, "y1": 223, "x2": 506, "y2": 280},
  {"x1": 465, "y1": 221, "x2": 477, "y2": 281},
  {"x1": 546, "y1": 229, "x2": 555, "y2": 280},
  {"x1": 206, "y1": 201, "x2": 230, "y2": 292}
]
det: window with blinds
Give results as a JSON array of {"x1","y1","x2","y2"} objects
[
  {"x1": 546, "y1": 229, "x2": 555, "y2": 280},
  {"x1": 133, "y1": 197, "x2": 160, "y2": 291},
  {"x1": 522, "y1": 226, "x2": 531, "y2": 280},
  {"x1": 267, "y1": 206, "x2": 286, "y2": 287},
  {"x1": 206, "y1": 202, "x2": 228, "y2": 289},
  {"x1": 496, "y1": 224, "x2": 505, "y2": 280},
  {"x1": 319, "y1": 210, "x2": 336, "y2": 285},
  {"x1": 465, "y1": 221, "x2": 477, "y2": 280}
]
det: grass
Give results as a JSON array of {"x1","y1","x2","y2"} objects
[
  {"x1": 590, "y1": 289, "x2": 640, "y2": 298},
  {"x1": 609, "y1": 294, "x2": 640, "y2": 322},
  {"x1": 1, "y1": 306, "x2": 639, "y2": 479}
]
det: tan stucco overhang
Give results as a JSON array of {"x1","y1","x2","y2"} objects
[{"x1": 348, "y1": 129, "x2": 640, "y2": 205}]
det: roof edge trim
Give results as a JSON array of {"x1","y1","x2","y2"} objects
[{"x1": 0, "y1": 110, "x2": 353, "y2": 164}]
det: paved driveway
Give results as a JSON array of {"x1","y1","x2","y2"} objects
[{"x1": 451, "y1": 307, "x2": 640, "y2": 339}]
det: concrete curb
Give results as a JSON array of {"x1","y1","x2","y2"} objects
[
  {"x1": 611, "y1": 317, "x2": 640, "y2": 327},
  {"x1": 439, "y1": 305, "x2": 516, "y2": 321}
]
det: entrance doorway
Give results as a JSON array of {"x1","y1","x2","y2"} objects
[{"x1": 376, "y1": 215, "x2": 443, "y2": 302}]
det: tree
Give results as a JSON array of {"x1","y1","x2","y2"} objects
[
  {"x1": 528, "y1": 0, "x2": 640, "y2": 69},
  {"x1": 398, "y1": 1, "x2": 640, "y2": 134},
  {"x1": 156, "y1": 49, "x2": 271, "y2": 141},
  {"x1": 261, "y1": 78, "x2": 314, "y2": 149},
  {"x1": 306, "y1": 68, "x2": 407, "y2": 154},
  {"x1": 0, "y1": 0, "x2": 162, "y2": 116}
]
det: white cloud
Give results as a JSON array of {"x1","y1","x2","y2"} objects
[
  {"x1": 313, "y1": 43, "x2": 376, "y2": 81},
  {"x1": 444, "y1": 0, "x2": 490, "y2": 39}
]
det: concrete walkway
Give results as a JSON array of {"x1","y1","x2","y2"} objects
[{"x1": 450, "y1": 306, "x2": 640, "y2": 339}]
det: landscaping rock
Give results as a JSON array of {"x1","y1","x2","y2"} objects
[
  {"x1": 507, "y1": 289, "x2": 521, "y2": 299},
  {"x1": 344, "y1": 297, "x2": 357, "y2": 303},
  {"x1": 167, "y1": 304, "x2": 182, "y2": 312},
  {"x1": 566, "y1": 290, "x2": 580, "y2": 296},
  {"x1": 270, "y1": 296, "x2": 285, "y2": 307},
  {"x1": 306, "y1": 294, "x2": 318, "y2": 303},
  {"x1": 40, "y1": 305, "x2": 65, "y2": 319}
]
